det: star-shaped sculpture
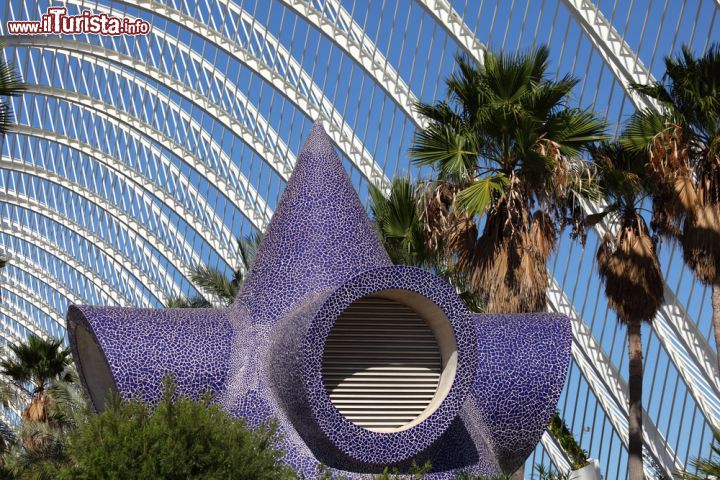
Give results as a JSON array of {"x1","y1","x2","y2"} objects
[{"x1": 67, "y1": 122, "x2": 571, "y2": 479}]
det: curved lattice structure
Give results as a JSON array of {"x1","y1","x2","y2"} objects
[{"x1": 1, "y1": 0, "x2": 719, "y2": 477}]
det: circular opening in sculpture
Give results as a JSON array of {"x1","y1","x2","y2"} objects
[{"x1": 321, "y1": 289, "x2": 457, "y2": 432}]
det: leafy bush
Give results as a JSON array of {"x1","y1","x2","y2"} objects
[
  {"x1": 8, "y1": 380, "x2": 296, "y2": 480},
  {"x1": 547, "y1": 411, "x2": 588, "y2": 470}
]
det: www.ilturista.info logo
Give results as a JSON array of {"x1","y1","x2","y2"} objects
[{"x1": 7, "y1": 7, "x2": 150, "y2": 35}]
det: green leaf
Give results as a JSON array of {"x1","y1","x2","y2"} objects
[
  {"x1": 620, "y1": 111, "x2": 669, "y2": 153},
  {"x1": 409, "y1": 125, "x2": 478, "y2": 180},
  {"x1": 456, "y1": 174, "x2": 509, "y2": 216}
]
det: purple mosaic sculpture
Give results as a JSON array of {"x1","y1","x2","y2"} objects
[{"x1": 67, "y1": 122, "x2": 572, "y2": 478}]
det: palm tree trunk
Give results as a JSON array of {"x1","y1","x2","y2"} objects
[
  {"x1": 713, "y1": 279, "x2": 720, "y2": 372},
  {"x1": 627, "y1": 322, "x2": 644, "y2": 480}
]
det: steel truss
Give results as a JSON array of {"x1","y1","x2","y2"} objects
[
  {"x1": 4, "y1": 253, "x2": 85, "y2": 307},
  {"x1": 0, "y1": 156, "x2": 204, "y2": 303},
  {"x1": 1, "y1": 216, "x2": 132, "y2": 307},
  {"x1": 0, "y1": 1, "x2": 715, "y2": 477},
  {"x1": 0, "y1": 187, "x2": 172, "y2": 304},
  {"x1": 64, "y1": 0, "x2": 390, "y2": 191}
]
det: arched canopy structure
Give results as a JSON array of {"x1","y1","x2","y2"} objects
[{"x1": 2, "y1": 0, "x2": 719, "y2": 476}]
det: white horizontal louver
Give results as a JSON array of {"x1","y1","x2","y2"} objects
[{"x1": 323, "y1": 297, "x2": 441, "y2": 432}]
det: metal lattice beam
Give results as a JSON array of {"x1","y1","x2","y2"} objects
[
  {"x1": 421, "y1": 2, "x2": 718, "y2": 473},
  {"x1": 1, "y1": 296, "x2": 55, "y2": 341},
  {"x1": 7, "y1": 35, "x2": 296, "y2": 184},
  {"x1": 3, "y1": 254, "x2": 84, "y2": 311},
  {"x1": 548, "y1": 277, "x2": 681, "y2": 478},
  {"x1": 2, "y1": 282, "x2": 64, "y2": 336},
  {"x1": 540, "y1": 432, "x2": 573, "y2": 473},
  {"x1": 416, "y1": 0, "x2": 486, "y2": 65},
  {"x1": 63, "y1": 0, "x2": 390, "y2": 191},
  {"x1": 21, "y1": 85, "x2": 254, "y2": 264},
  {"x1": 559, "y1": 0, "x2": 662, "y2": 112},
  {"x1": 1, "y1": 218, "x2": 133, "y2": 307},
  {"x1": 0, "y1": 188, "x2": 174, "y2": 304},
  {"x1": 14, "y1": 120, "x2": 232, "y2": 288},
  {"x1": 0, "y1": 157, "x2": 210, "y2": 302},
  {"x1": 275, "y1": 0, "x2": 426, "y2": 129},
  {"x1": 7, "y1": 34, "x2": 272, "y2": 228}
]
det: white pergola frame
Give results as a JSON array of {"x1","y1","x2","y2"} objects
[
  {"x1": 0, "y1": 188, "x2": 172, "y2": 304},
  {"x1": 0, "y1": 156, "x2": 203, "y2": 303},
  {"x1": 0, "y1": 1, "x2": 715, "y2": 476},
  {"x1": 61, "y1": 0, "x2": 391, "y2": 192},
  {"x1": 3, "y1": 34, "x2": 274, "y2": 232},
  {"x1": 1, "y1": 216, "x2": 132, "y2": 307},
  {"x1": 416, "y1": 1, "x2": 719, "y2": 475}
]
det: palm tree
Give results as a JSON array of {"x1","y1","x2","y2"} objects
[
  {"x1": 369, "y1": 177, "x2": 483, "y2": 312},
  {"x1": 166, "y1": 232, "x2": 262, "y2": 307},
  {"x1": 623, "y1": 44, "x2": 720, "y2": 365},
  {"x1": 591, "y1": 142, "x2": 664, "y2": 480},
  {"x1": 369, "y1": 177, "x2": 429, "y2": 267},
  {"x1": 677, "y1": 429, "x2": 720, "y2": 479},
  {"x1": 0, "y1": 334, "x2": 73, "y2": 426},
  {"x1": 0, "y1": 55, "x2": 24, "y2": 136},
  {"x1": 2, "y1": 381, "x2": 89, "y2": 479},
  {"x1": 410, "y1": 47, "x2": 606, "y2": 314}
]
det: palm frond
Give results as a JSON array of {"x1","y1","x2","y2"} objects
[
  {"x1": 456, "y1": 174, "x2": 509, "y2": 217},
  {"x1": 237, "y1": 231, "x2": 263, "y2": 272},
  {"x1": 544, "y1": 108, "x2": 608, "y2": 156},
  {"x1": 189, "y1": 265, "x2": 238, "y2": 305},
  {"x1": 409, "y1": 124, "x2": 478, "y2": 180},
  {"x1": 620, "y1": 111, "x2": 671, "y2": 154},
  {"x1": 0, "y1": 335, "x2": 72, "y2": 392},
  {"x1": 0, "y1": 60, "x2": 25, "y2": 136},
  {"x1": 0, "y1": 62, "x2": 24, "y2": 98}
]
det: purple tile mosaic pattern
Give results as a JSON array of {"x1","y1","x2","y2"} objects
[{"x1": 67, "y1": 122, "x2": 572, "y2": 479}]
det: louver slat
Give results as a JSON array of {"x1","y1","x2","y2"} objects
[{"x1": 322, "y1": 297, "x2": 442, "y2": 432}]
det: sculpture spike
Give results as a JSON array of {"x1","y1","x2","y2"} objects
[{"x1": 235, "y1": 121, "x2": 390, "y2": 321}]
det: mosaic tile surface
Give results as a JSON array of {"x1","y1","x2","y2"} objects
[{"x1": 67, "y1": 122, "x2": 572, "y2": 479}]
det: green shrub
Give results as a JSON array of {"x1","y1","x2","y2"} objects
[{"x1": 45, "y1": 381, "x2": 296, "y2": 480}]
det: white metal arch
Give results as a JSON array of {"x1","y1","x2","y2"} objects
[
  {"x1": 0, "y1": 316, "x2": 30, "y2": 349},
  {"x1": 415, "y1": 0, "x2": 486, "y2": 65},
  {"x1": 6, "y1": 34, "x2": 274, "y2": 227},
  {"x1": 0, "y1": 217, "x2": 133, "y2": 308},
  {"x1": 272, "y1": 3, "x2": 717, "y2": 443},
  {"x1": 548, "y1": 277, "x2": 681, "y2": 478},
  {"x1": 257, "y1": 0, "x2": 427, "y2": 130},
  {"x1": 1, "y1": 275, "x2": 72, "y2": 335},
  {"x1": 23, "y1": 81, "x2": 267, "y2": 244},
  {"x1": 2, "y1": 282, "x2": 64, "y2": 337},
  {"x1": 18, "y1": 71, "x2": 268, "y2": 238},
  {"x1": 0, "y1": 187, "x2": 174, "y2": 304},
  {"x1": 541, "y1": 432, "x2": 573, "y2": 473},
  {"x1": 21, "y1": 82, "x2": 246, "y2": 267},
  {"x1": 4, "y1": 253, "x2": 84, "y2": 308},
  {"x1": 0, "y1": 299, "x2": 52, "y2": 342},
  {"x1": 0, "y1": 156, "x2": 210, "y2": 302},
  {"x1": 7, "y1": 35, "x2": 296, "y2": 184},
  {"x1": 561, "y1": 4, "x2": 720, "y2": 431},
  {"x1": 13, "y1": 52, "x2": 271, "y2": 233},
  {"x1": 559, "y1": 0, "x2": 662, "y2": 112},
  {"x1": 14, "y1": 120, "x2": 232, "y2": 289},
  {"x1": 65, "y1": 0, "x2": 390, "y2": 191}
]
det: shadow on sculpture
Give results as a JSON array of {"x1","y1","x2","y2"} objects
[{"x1": 67, "y1": 122, "x2": 572, "y2": 479}]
